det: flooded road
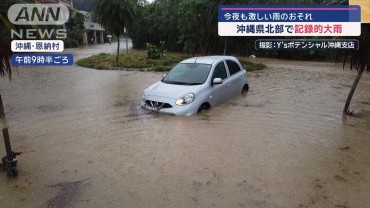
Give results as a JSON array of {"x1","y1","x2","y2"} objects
[{"x1": 0, "y1": 43, "x2": 370, "y2": 208}]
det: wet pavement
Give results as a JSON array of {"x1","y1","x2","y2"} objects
[{"x1": 0, "y1": 42, "x2": 370, "y2": 208}]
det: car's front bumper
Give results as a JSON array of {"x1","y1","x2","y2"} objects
[{"x1": 140, "y1": 95, "x2": 198, "y2": 116}]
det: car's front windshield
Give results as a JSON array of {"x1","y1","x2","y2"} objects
[{"x1": 162, "y1": 63, "x2": 211, "y2": 85}]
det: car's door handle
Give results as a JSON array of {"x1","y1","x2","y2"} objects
[{"x1": 227, "y1": 83, "x2": 230, "y2": 86}]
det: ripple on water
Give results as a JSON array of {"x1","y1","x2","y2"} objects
[{"x1": 1, "y1": 53, "x2": 370, "y2": 208}]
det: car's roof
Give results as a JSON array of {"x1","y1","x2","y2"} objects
[{"x1": 180, "y1": 56, "x2": 238, "y2": 65}]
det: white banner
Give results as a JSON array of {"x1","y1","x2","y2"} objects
[{"x1": 11, "y1": 40, "x2": 64, "y2": 52}]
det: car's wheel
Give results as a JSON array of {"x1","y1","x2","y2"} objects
[
  {"x1": 241, "y1": 84, "x2": 249, "y2": 94},
  {"x1": 197, "y1": 103, "x2": 211, "y2": 113}
]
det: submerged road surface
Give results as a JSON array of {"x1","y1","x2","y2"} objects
[{"x1": 0, "y1": 42, "x2": 370, "y2": 208}]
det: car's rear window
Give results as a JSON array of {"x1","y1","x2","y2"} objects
[{"x1": 226, "y1": 60, "x2": 241, "y2": 76}]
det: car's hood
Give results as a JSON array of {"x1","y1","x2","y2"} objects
[{"x1": 147, "y1": 81, "x2": 201, "y2": 99}]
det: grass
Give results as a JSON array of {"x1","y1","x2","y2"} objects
[
  {"x1": 238, "y1": 57, "x2": 267, "y2": 72},
  {"x1": 76, "y1": 52, "x2": 267, "y2": 72},
  {"x1": 76, "y1": 53, "x2": 188, "y2": 71}
]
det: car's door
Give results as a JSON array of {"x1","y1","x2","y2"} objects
[
  {"x1": 210, "y1": 61, "x2": 231, "y2": 105},
  {"x1": 225, "y1": 59, "x2": 244, "y2": 97}
]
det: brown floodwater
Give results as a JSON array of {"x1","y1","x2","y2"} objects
[{"x1": 0, "y1": 43, "x2": 370, "y2": 208}]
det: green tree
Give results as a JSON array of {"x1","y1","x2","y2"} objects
[
  {"x1": 65, "y1": 11, "x2": 85, "y2": 47},
  {"x1": 94, "y1": 0, "x2": 137, "y2": 64},
  {"x1": 176, "y1": 0, "x2": 219, "y2": 55},
  {"x1": 129, "y1": 0, "x2": 348, "y2": 56},
  {"x1": 1, "y1": 0, "x2": 36, "y2": 79},
  {"x1": 0, "y1": 0, "x2": 19, "y2": 79}
]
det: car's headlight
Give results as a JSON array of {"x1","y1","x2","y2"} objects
[
  {"x1": 142, "y1": 90, "x2": 148, "y2": 100},
  {"x1": 176, "y1": 93, "x2": 195, "y2": 106}
]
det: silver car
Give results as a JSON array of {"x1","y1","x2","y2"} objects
[{"x1": 140, "y1": 56, "x2": 249, "y2": 116}]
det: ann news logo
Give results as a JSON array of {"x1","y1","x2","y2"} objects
[{"x1": 7, "y1": 4, "x2": 69, "y2": 39}]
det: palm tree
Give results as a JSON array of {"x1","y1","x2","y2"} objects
[
  {"x1": 1, "y1": 0, "x2": 36, "y2": 79},
  {"x1": 342, "y1": 24, "x2": 370, "y2": 115},
  {"x1": 94, "y1": 0, "x2": 137, "y2": 64},
  {"x1": 0, "y1": 0, "x2": 17, "y2": 80}
]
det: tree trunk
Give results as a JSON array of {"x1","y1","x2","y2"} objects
[
  {"x1": 116, "y1": 35, "x2": 120, "y2": 64},
  {"x1": 223, "y1": 37, "x2": 228, "y2": 55},
  {"x1": 126, "y1": 35, "x2": 129, "y2": 54},
  {"x1": 0, "y1": 94, "x2": 4, "y2": 116},
  {"x1": 343, "y1": 67, "x2": 365, "y2": 115}
]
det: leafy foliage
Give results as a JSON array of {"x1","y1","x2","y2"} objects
[
  {"x1": 64, "y1": 11, "x2": 85, "y2": 48},
  {"x1": 146, "y1": 43, "x2": 161, "y2": 59},
  {"x1": 146, "y1": 41, "x2": 166, "y2": 59},
  {"x1": 129, "y1": 0, "x2": 348, "y2": 59},
  {"x1": 94, "y1": 0, "x2": 137, "y2": 63},
  {"x1": 1, "y1": 0, "x2": 67, "y2": 79},
  {"x1": 238, "y1": 57, "x2": 267, "y2": 72},
  {"x1": 1, "y1": 0, "x2": 35, "y2": 79},
  {"x1": 76, "y1": 53, "x2": 189, "y2": 70},
  {"x1": 77, "y1": 52, "x2": 267, "y2": 72}
]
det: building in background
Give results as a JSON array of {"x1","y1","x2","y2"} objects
[
  {"x1": 72, "y1": 0, "x2": 105, "y2": 45},
  {"x1": 79, "y1": 11, "x2": 105, "y2": 45},
  {"x1": 42, "y1": 0, "x2": 105, "y2": 45}
]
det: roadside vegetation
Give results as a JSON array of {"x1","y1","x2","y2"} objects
[
  {"x1": 238, "y1": 57, "x2": 267, "y2": 72},
  {"x1": 76, "y1": 53, "x2": 266, "y2": 72},
  {"x1": 129, "y1": 0, "x2": 347, "y2": 60},
  {"x1": 76, "y1": 53, "x2": 186, "y2": 71},
  {"x1": 1, "y1": 0, "x2": 368, "y2": 116},
  {"x1": 94, "y1": 0, "x2": 137, "y2": 64},
  {"x1": 64, "y1": 11, "x2": 85, "y2": 48}
]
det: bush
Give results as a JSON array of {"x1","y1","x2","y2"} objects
[
  {"x1": 246, "y1": 63, "x2": 266, "y2": 72},
  {"x1": 238, "y1": 57, "x2": 267, "y2": 72},
  {"x1": 153, "y1": 65, "x2": 171, "y2": 72},
  {"x1": 76, "y1": 53, "x2": 188, "y2": 71},
  {"x1": 146, "y1": 43, "x2": 161, "y2": 59},
  {"x1": 64, "y1": 11, "x2": 85, "y2": 48}
]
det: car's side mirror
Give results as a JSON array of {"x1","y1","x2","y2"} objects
[{"x1": 212, "y1": 78, "x2": 223, "y2": 85}]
